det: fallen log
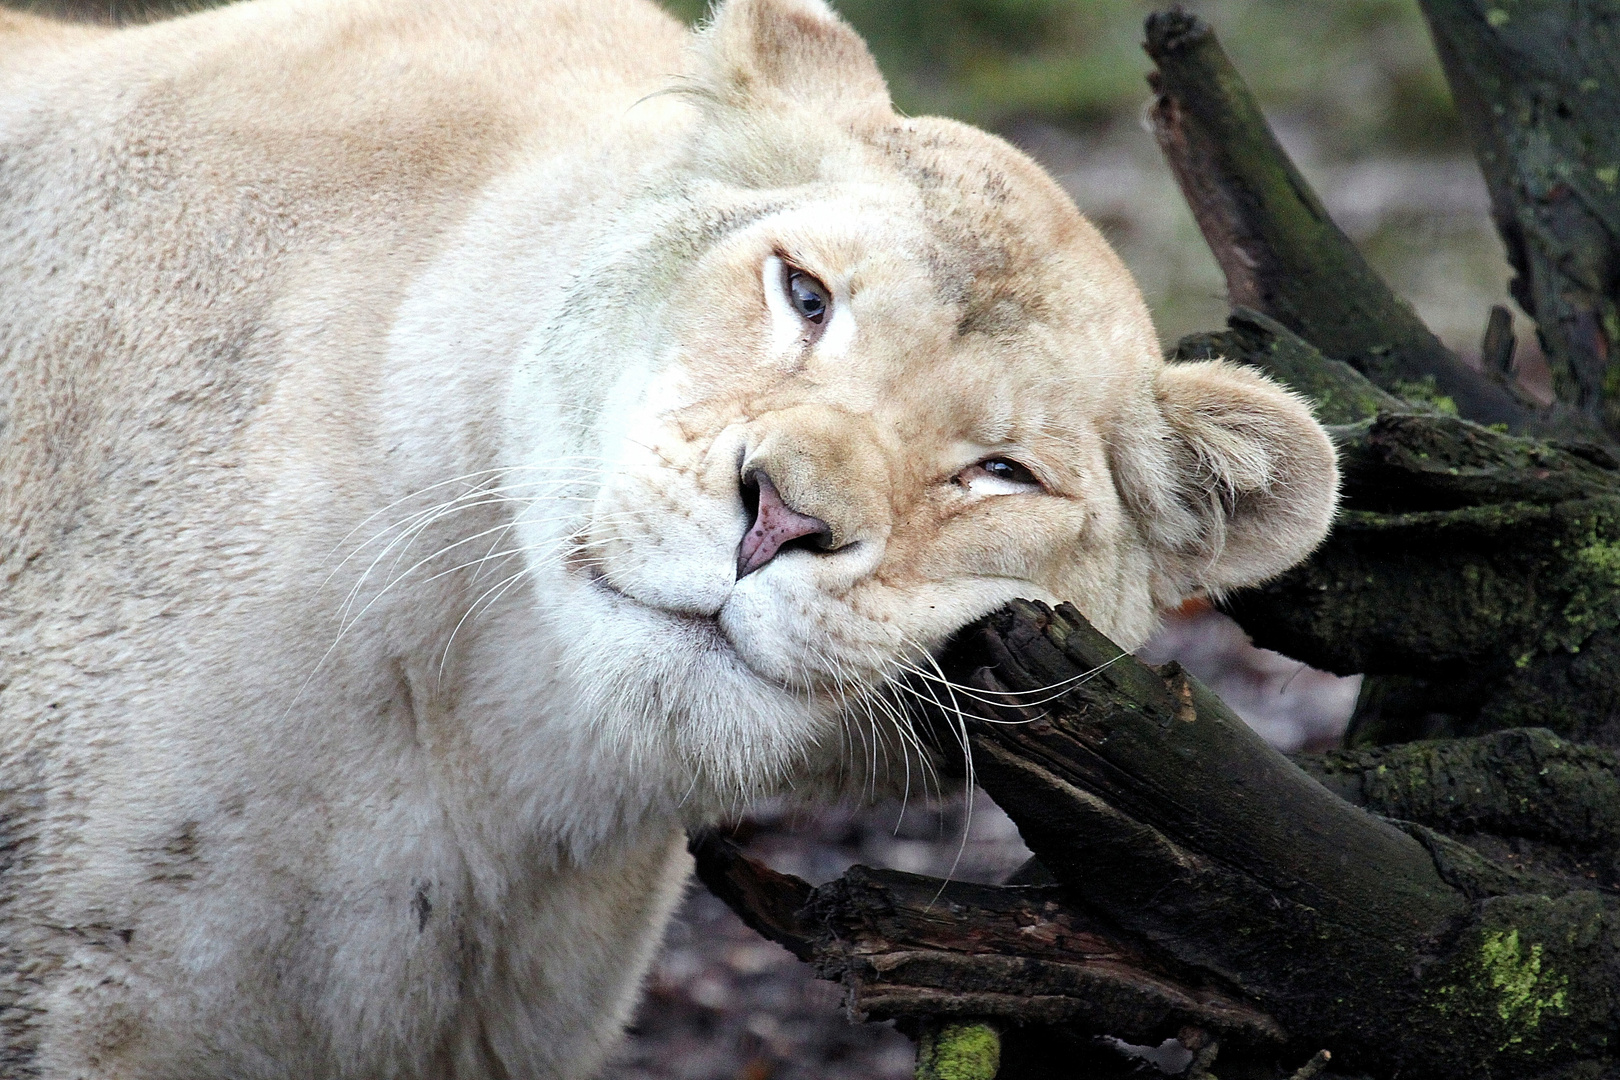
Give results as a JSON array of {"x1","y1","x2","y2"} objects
[
  {"x1": 980, "y1": 603, "x2": 1620, "y2": 1077},
  {"x1": 698, "y1": 602, "x2": 1620, "y2": 1078},
  {"x1": 1178, "y1": 307, "x2": 1620, "y2": 745}
]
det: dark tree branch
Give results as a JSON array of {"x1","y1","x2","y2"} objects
[
  {"x1": 942, "y1": 602, "x2": 1620, "y2": 1077},
  {"x1": 698, "y1": 603, "x2": 1620, "y2": 1077},
  {"x1": 687, "y1": 832, "x2": 1284, "y2": 1046},
  {"x1": 1143, "y1": 8, "x2": 1591, "y2": 439},
  {"x1": 1217, "y1": 411, "x2": 1620, "y2": 745},
  {"x1": 1483, "y1": 304, "x2": 1519, "y2": 379},
  {"x1": 1299, "y1": 727, "x2": 1620, "y2": 894},
  {"x1": 1171, "y1": 307, "x2": 1408, "y2": 424},
  {"x1": 1419, "y1": 0, "x2": 1620, "y2": 439}
]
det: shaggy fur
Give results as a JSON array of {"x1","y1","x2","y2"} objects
[{"x1": 0, "y1": 0, "x2": 1339, "y2": 1075}]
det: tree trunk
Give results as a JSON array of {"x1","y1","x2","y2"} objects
[
  {"x1": 1418, "y1": 0, "x2": 1620, "y2": 440},
  {"x1": 1141, "y1": 9, "x2": 1580, "y2": 436}
]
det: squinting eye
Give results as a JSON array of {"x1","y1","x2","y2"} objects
[
  {"x1": 980, "y1": 459, "x2": 1038, "y2": 486},
  {"x1": 953, "y1": 457, "x2": 1044, "y2": 496},
  {"x1": 786, "y1": 270, "x2": 829, "y2": 325}
]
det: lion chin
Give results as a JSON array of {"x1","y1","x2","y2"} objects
[{"x1": 0, "y1": 0, "x2": 1339, "y2": 1075}]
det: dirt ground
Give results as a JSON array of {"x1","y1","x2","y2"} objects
[{"x1": 604, "y1": 796, "x2": 1030, "y2": 1080}]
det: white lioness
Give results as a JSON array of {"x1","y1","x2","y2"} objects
[{"x1": 0, "y1": 0, "x2": 1337, "y2": 1074}]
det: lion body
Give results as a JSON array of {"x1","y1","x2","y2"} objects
[
  {"x1": 0, "y1": 1, "x2": 1338, "y2": 1075},
  {"x1": 1, "y1": 3, "x2": 702, "y2": 1076}
]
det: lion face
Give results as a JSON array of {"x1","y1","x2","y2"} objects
[{"x1": 485, "y1": 0, "x2": 1338, "y2": 804}]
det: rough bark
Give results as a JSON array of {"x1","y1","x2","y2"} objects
[
  {"x1": 1298, "y1": 727, "x2": 1620, "y2": 894},
  {"x1": 1217, "y1": 410, "x2": 1620, "y2": 746},
  {"x1": 1419, "y1": 0, "x2": 1620, "y2": 439},
  {"x1": 1171, "y1": 308, "x2": 1408, "y2": 425},
  {"x1": 1143, "y1": 7, "x2": 1591, "y2": 439},
  {"x1": 688, "y1": 830, "x2": 1284, "y2": 1046},
  {"x1": 696, "y1": 603, "x2": 1620, "y2": 1078}
]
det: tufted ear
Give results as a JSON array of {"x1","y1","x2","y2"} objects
[
  {"x1": 1114, "y1": 360, "x2": 1340, "y2": 609},
  {"x1": 694, "y1": 0, "x2": 889, "y2": 116}
]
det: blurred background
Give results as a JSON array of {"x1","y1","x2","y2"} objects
[{"x1": 7, "y1": 0, "x2": 1518, "y2": 1073}]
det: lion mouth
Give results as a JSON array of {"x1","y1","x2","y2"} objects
[{"x1": 583, "y1": 565, "x2": 741, "y2": 657}]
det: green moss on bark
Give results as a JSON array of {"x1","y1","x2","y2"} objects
[
  {"x1": 1171, "y1": 308, "x2": 1409, "y2": 425},
  {"x1": 915, "y1": 1022, "x2": 1001, "y2": 1080},
  {"x1": 1419, "y1": 893, "x2": 1615, "y2": 1067},
  {"x1": 1221, "y1": 413, "x2": 1620, "y2": 745},
  {"x1": 1304, "y1": 729, "x2": 1620, "y2": 852}
]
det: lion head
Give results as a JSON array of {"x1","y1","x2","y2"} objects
[{"x1": 389, "y1": 0, "x2": 1337, "y2": 812}]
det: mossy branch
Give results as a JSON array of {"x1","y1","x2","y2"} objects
[
  {"x1": 1217, "y1": 410, "x2": 1620, "y2": 745},
  {"x1": 696, "y1": 603, "x2": 1620, "y2": 1078},
  {"x1": 1170, "y1": 307, "x2": 1408, "y2": 425},
  {"x1": 1143, "y1": 8, "x2": 1588, "y2": 439},
  {"x1": 1418, "y1": 0, "x2": 1620, "y2": 440}
]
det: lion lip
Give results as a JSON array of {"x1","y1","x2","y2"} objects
[{"x1": 584, "y1": 566, "x2": 739, "y2": 653}]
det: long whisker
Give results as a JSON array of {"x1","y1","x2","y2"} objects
[
  {"x1": 322, "y1": 461, "x2": 615, "y2": 574},
  {"x1": 437, "y1": 564, "x2": 539, "y2": 684},
  {"x1": 888, "y1": 649, "x2": 1124, "y2": 711}
]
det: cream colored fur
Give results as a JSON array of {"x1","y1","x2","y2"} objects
[{"x1": 0, "y1": 0, "x2": 1339, "y2": 1075}]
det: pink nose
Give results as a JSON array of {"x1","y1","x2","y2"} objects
[{"x1": 736, "y1": 472, "x2": 832, "y2": 579}]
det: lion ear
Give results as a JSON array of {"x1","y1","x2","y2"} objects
[
  {"x1": 695, "y1": 0, "x2": 889, "y2": 116},
  {"x1": 1113, "y1": 360, "x2": 1340, "y2": 609}
]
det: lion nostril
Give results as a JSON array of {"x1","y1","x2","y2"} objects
[
  {"x1": 779, "y1": 526, "x2": 836, "y2": 556},
  {"x1": 736, "y1": 470, "x2": 835, "y2": 579},
  {"x1": 740, "y1": 471, "x2": 762, "y2": 526}
]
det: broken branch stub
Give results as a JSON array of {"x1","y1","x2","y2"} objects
[
  {"x1": 685, "y1": 831, "x2": 1283, "y2": 1047},
  {"x1": 940, "y1": 601, "x2": 1465, "y2": 1070}
]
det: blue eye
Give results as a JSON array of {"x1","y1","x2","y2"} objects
[{"x1": 786, "y1": 270, "x2": 829, "y2": 324}]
